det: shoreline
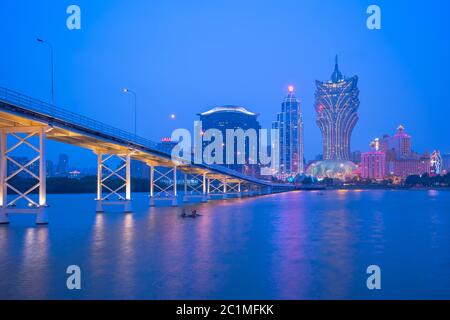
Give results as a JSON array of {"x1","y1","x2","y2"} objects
[{"x1": 297, "y1": 185, "x2": 450, "y2": 191}]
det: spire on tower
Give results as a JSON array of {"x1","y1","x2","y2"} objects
[{"x1": 331, "y1": 55, "x2": 344, "y2": 83}]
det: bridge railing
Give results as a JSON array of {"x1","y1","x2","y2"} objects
[{"x1": 0, "y1": 86, "x2": 161, "y2": 151}]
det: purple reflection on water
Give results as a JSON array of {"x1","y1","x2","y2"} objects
[{"x1": 0, "y1": 190, "x2": 450, "y2": 299}]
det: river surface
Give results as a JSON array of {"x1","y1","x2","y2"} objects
[{"x1": 0, "y1": 190, "x2": 449, "y2": 300}]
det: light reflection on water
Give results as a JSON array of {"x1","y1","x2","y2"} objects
[{"x1": 0, "y1": 190, "x2": 450, "y2": 300}]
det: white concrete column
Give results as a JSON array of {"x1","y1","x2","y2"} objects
[
  {"x1": 223, "y1": 177, "x2": 228, "y2": 199},
  {"x1": 0, "y1": 129, "x2": 8, "y2": 224},
  {"x1": 207, "y1": 178, "x2": 211, "y2": 194},
  {"x1": 183, "y1": 173, "x2": 188, "y2": 202},
  {"x1": 95, "y1": 153, "x2": 104, "y2": 213},
  {"x1": 173, "y1": 166, "x2": 178, "y2": 197},
  {"x1": 0, "y1": 129, "x2": 6, "y2": 208},
  {"x1": 172, "y1": 166, "x2": 178, "y2": 206},
  {"x1": 203, "y1": 173, "x2": 207, "y2": 195},
  {"x1": 149, "y1": 165, "x2": 154, "y2": 198},
  {"x1": 36, "y1": 128, "x2": 49, "y2": 224},
  {"x1": 96, "y1": 153, "x2": 102, "y2": 200},
  {"x1": 38, "y1": 128, "x2": 47, "y2": 207},
  {"x1": 202, "y1": 173, "x2": 208, "y2": 202},
  {"x1": 125, "y1": 154, "x2": 131, "y2": 201}
]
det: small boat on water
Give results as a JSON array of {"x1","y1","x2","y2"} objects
[{"x1": 180, "y1": 209, "x2": 202, "y2": 219}]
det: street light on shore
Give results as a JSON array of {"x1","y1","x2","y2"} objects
[
  {"x1": 37, "y1": 38, "x2": 55, "y2": 105},
  {"x1": 123, "y1": 88, "x2": 137, "y2": 139}
]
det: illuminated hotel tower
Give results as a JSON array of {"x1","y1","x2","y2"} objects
[
  {"x1": 272, "y1": 86, "x2": 304, "y2": 176},
  {"x1": 314, "y1": 56, "x2": 360, "y2": 160}
]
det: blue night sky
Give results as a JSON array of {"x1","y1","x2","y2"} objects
[{"x1": 1, "y1": 0, "x2": 449, "y2": 168}]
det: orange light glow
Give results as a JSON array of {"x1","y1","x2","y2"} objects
[{"x1": 288, "y1": 85, "x2": 294, "y2": 93}]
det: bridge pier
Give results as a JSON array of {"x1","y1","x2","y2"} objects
[
  {"x1": 205, "y1": 176, "x2": 243, "y2": 200},
  {"x1": 149, "y1": 164, "x2": 178, "y2": 207},
  {"x1": 95, "y1": 152, "x2": 132, "y2": 213},
  {"x1": 206, "y1": 176, "x2": 225, "y2": 200},
  {"x1": 183, "y1": 172, "x2": 208, "y2": 203},
  {"x1": 0, "y1": 126, "x2": 49, "y2": 224}
]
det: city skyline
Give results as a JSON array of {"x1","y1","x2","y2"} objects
[
  {"x1": 2, "y1": 1, "x2": 450, "y2": 303},
  {"x1": 1, "y1": 1, "x2": 449, "y2": 169}
]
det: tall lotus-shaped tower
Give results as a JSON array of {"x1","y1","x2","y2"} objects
[{"x1": 314, "y1": 56, "x2": 360, "y2": 160}]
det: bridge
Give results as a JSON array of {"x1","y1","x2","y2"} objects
[{"x1": 0, "y1": 86, "x2": 294, "y2": 224}]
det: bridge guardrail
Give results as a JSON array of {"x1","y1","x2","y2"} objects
[{"x1": 0, "y1": 86, "x2": 161, "y2": 148}]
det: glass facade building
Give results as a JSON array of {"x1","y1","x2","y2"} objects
[
  {"x1": 314, "y1": 56, "x2": 360, "y2": 161},
  {"x1": 272, "y1": 86, "x2": 304, "y2": 177},
  {"x1": 198, "y1": 106, "x2": 261, "y2": 176}
]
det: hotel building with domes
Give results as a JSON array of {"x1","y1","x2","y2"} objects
[{"x1": 307, "y1": 56, "x2": 360, "y2": 180}]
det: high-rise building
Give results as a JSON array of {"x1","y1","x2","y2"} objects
[
  {"x1": 56, "y1": 153, "x2": 69, "y2": 177},
  {"x1": 361, "y1": 141, "x2": 386, "y2": 180},
  {"x1": 361, "y1": 151, "x2": 386, "y2": 180},
  {"x1": 388, "y1": 125, "x2": 412, "y2": 159},
  {"x1": 272, "y1": 86, "x2": 304, "y2": 176},
  {"x1": 430, "y1": 150, "x2": 443, "y2": 176},
  {"x1": 372, "y1": 126, "x2": 430, "y2": 178},
  {"x1": 198, "y1": 106, "x2": 261, "y2": 175},
  {"x1": 46, "y1": 160, "x2": 55, "y2": 177},
  {"x1": 314, "y1": 56, "x2": 360, "y2": 161}
]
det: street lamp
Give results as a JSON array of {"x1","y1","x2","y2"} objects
[
  {"x1": 37, "y1": 38, "x2": 55, "y2": 105},
  {"x1": 123, "y1": 88, "x2": 137, "y2": 139}
]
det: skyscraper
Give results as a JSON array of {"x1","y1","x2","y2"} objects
[
  {"x1": 198, "y1": 106, "x2": 261, "y2": 175},
  {"x1": 272, "y1": 86, "x2": 304, "y2": 176},
  {"x1": 388, "y1": 125, "x2": 412, "y2": 159},
  {"x1": 361, "y1": 140, "x2": 386, "y2": 180},
  {"x1": 56, "y1": 153, "x2": 69, "y2": 177},
  {"x1": 314, "y1": 56, "x2": 360, "y2": 161}
]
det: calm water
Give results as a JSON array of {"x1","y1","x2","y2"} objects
[{"x1": 0, "y1": 190, "x2": 449, "y2": 300}]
